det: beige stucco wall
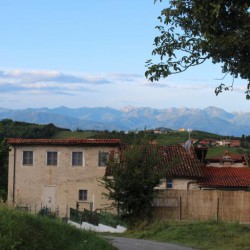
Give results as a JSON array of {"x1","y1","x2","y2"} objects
[
  {"x1": 8, "y1": 145, "x2": 117, "y2": 217},
  {"x1": 157, "y1": 178, "x2": 200, "y2": 190}
]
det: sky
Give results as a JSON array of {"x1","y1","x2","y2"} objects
[{"x1": 0, "y1": 0, "x2": 249, "y2": 113}]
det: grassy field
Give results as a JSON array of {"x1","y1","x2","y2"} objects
[
  {"x1": 0, "y1": 206, "x2": 115, "y2": 250},
  {"x1": 123, "y1": 220, "x2": 250, "y2": 250},
  {"x1": 206, "y1": 146, "x2": 250, "y2": 158}
]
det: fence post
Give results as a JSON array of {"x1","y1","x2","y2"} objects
[
  {"x1": 179, "y1": 196, "x2": 182, "y2": 220},
  {"x1": 217, "y1": 197, "x2": 220, "y2": 222}
]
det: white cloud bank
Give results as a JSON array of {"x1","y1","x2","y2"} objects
[{"x1": 0, "y1": 69, "x2": 248, "y2": 113}]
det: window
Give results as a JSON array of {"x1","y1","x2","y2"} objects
[
  {"x1": 79, "y1": 190, "x2": 87, "y2": 201},
  {"x1": 98, "y1": 151, "x2": 109, "y2": 166},
  {"x1": 23, "y1": 151, "x2": 33, "y2": 165},
  {"x1": 47, "y1": 152, "x2": 57, "y2": 166},
  {"x1": 72, "y1": 152, "x2": 83, "y2": 166},
  {"x1": 166, "y1": 178, "x2": 173, "y2": 189}
]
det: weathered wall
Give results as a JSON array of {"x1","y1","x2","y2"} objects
[
  {"x1": 8, "y1": 145, "x2": 115, "y2": 217},
  {"x1": 154, "y1": 190, "x2": 250, "y2": 223}
]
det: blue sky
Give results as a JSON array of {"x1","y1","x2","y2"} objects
[{"x1": 0, "y1": 0, "x2": 248, "y2": 112}]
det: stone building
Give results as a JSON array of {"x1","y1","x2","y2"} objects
[{"x1": 7, "y1": 138, "x2": 120, "y2": 217}]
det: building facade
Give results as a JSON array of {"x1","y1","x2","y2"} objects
[{"x1": 7, "y1": 138, "x2": 120, "y2": 217}]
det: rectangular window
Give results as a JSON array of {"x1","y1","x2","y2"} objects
[
  {"x1": 79, "y1": 190, "x2": 88, "y2": 201},
  {"x1": 72, "y1": 152, "x2": 83, "y2": 166},
  {"x1": 23, "y1": 151, "x2": 33, "y2": 165},
  {"x1": 98, "y1": 151, "x2": 109, "y2": 166},
  {"x1": 47, "y1": 152, "x2": 57, "y2": 166},
  {"x1": 166, "y1": 178, "x2": 173, "y2": 189}
]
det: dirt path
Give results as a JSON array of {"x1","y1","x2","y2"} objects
[{"x1": 103, "y1": 236, "x2": 196, "y2": 250}]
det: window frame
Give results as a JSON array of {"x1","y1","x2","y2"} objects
[
  {"x1": 78, "y1": 189, "x2": 88, "y2": 201},
  {"x1": 166, "y1": 178, "x2": 173, "y2": 189},
  {"x1": 98, "y1": 151, "x2": 109, "y2": 167},
  {"x1": 47, "y1": 151, "x2": 58, "y2": 166},
  {"x1": 72, "y1": 151, "x2": 83, "y2": 166},
  {"x1": 23, "y1": 151, "x2": 33, "y2": 165}
]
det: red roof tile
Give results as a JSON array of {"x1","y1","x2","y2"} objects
[
  {"x1": 160, "y1": 145, "x2": 204, "y2": 178},
  {"x1": 7, "y1": 138, "x2": 121, "y2": 145},
  {"x1": 106, "y1": 145, "x2": 204, "y2": 178},
  {"x1": 200, "y1": 167, "x2": 250, "y2": 187}
]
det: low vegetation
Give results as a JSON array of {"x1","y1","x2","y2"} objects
[
  {"x1": 0, "y1": 206, "x2": 115, "y2": 250},
  {"x1": 124, "y1": 220, "x2": 250, "y2": 250},
  {"x1": 206, "y1": 146, "x2": 249, "y2": 158}
]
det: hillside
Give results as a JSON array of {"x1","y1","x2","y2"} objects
[
  {"x1": 0, "y1": 119, "x2": 70, "y2": 139},
  {"x1": 0, "y1": 106, "x2": 249, "y2": 136},
  {"x1": 0, "y1": 206, "x2": 114, "y2": 250}
]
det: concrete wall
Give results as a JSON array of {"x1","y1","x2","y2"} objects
[{"x1": 8, "y1": 144, "x2": 116, "y2": 217}]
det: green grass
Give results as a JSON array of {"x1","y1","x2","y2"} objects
[
  {"x1": 122, "y1": 220, "x2": 250, "y2": 250},
  {"x1": 206, "y1": 146, "x2": 249, "y2": 158},
  {"x1": 0, "y1": 206, "x2": 116, "y2": 250}
]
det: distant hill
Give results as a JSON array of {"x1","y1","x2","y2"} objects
[
  {"x1": 0, "y1": 119, "x2": 69, "y2": 139},
  {"x1": 0, "y1": 106, "x2": 249, "y2": 136}
]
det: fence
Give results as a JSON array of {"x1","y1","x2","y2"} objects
[
  {"x1": 69, "y1": 208, "x2": 123, "y2": 227},
  {"x1": 153, "y1": 189, "x2": 250, "y2": 223}
]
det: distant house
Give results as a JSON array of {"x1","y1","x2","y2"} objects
[
  {"x1": 7, "y1": 138, "x2": 121, "y2": 217},
  {"x1": 105, "y1": 144, "x2": 205, "y2": 191},
  {"x1": 159, "y1": 145, "x2": 205, "y2": 190},
  {"x1": 230, "y1": 140, "x2": 241, "y2": 147},
  {"x1": 155, "y1": 147, "x2": 250, "y2": 191},
  {"x1": 199, "y1": 150, "x2": 250, "y2": 190},
  {"x1": 198, "y1": 139, "x2": 217, "y2": 147},
  {"x1": 200, "y1": 167, "x2": 250, "y2": 190},
  {"x1": 216, "y1": 140, "x2": 231, "y2": 146}
]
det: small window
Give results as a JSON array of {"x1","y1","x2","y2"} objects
[
  {"x1": 23, "y1": 151, "x2": 33, "y2": 165},
  {"x1": 166, "y1": 178, "x2": 173, "y2": 189},
  {"x1": 79, "y1": 190, "x2": 87, "y2": 201},
  {"x1": 47, "y1": 152, "x2": 57, "y2": 166},
  {"x1": 98, "y1": 152, "x2": 109, "y2": 166},
  {"x1": 72, "y1": 152, "x2": 83, "y2": 166}
]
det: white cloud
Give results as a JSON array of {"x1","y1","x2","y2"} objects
[{"x1": 0, "y1": 68, "x2": 248, "y2": 113}]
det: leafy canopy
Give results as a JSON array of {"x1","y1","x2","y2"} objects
[
  {"x1": 145, "y1": 0, "x2": 250, "y2": 98},
  {"x1": 101, "y1": 143, "x2": 166, "y2": 222}
]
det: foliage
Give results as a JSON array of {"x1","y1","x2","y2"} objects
[
  {"x1": 90, "y1": 130, "x2": 157, "y2": 144},
  {"x1": 146, "y1": 0, "x2": 250, "y2": 98},
  {"x1": 101, "y1": 142, "x2": 167, "y2": 223},
  {"x1": 0, "y1": 206, "x2": 115, "y2": 250},
  {"x1": 124, "y1": 220, "x2": 250, "y2": 250},
  {"x1": 0, "y1": 119, "x2": 70, "y2": 201},
  {"x1": 0, "y1": 139, "x2": 9, "y2": 201},
  {"x1": 0, "y1": 119, "x2": 70, "y2": 138},
  {"x1": 70, "y1": 208, "x2": 124, "y2": 228}
]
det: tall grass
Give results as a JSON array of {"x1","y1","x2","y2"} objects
[
  {"x1": 124, "y1": 220, "x2": 250, "y2": 250},
  {"x1": 0, "y1": 206, "x2": 116, "y2": 250}
]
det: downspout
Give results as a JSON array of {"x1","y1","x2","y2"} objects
[{"x1": 13, "y1": 146, "x2": 16, "y2": 204}]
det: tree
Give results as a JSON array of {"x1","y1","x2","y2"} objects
[
  {"x1": 145, "y1": 0, "x2": 250, "y2": 98},
  {"x1": 0, "y1": 139, "x2": 9, "y2": 201},
  {"x1": 101, "y1": 143, "x2": 166, "y2": 222}
]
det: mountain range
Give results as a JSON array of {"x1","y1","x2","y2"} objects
[{"x1": 0, "y1": 106, "x2": 249, "y2": 136}]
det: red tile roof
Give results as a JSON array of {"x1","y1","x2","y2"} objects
[
  {"x1": 161, "y1": 145, "x2": 204, "y2": 178},
  {"x1": 200, "y1": 167, "x2": 250, "y2": 188},
  {"x1": 7, "y1": 138, "x2": 121, "y2": 145},
  {"x1": 106, "y1": 145, "x2": 204, "y2": 178}
]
